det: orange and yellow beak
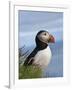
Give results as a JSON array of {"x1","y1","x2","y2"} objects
[{"x1": 48, "y1": 34, "x2": 55, "y2": 43}]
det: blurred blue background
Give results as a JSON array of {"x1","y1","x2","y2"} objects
[{"x1": 19, "y1": 10, "x2": 63, "y2": 77}]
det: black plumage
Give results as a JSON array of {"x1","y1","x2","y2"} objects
[{"x1": 24, "y1": 30, "x2": 48, "y2": 66}]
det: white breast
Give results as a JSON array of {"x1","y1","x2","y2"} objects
[{"x1": 33, "y1": 46, "x2": 52, "y2": 68}]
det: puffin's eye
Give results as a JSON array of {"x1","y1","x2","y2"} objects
[{"x1": 44, "y1": 33, "x2": 46, "y2": 35}]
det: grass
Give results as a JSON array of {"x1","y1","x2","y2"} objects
[
  {"x1": 19, "y1": 65, "x2": 42, "y2": 79},
  {"x1": 19, "y1": 47, "x2": 43, "y2": 79}
]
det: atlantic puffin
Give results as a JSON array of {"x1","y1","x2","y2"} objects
[{"x1": 24, "y1": 30, "x2": 55, "y2": 69}]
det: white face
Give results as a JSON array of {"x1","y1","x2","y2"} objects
[{"x1": 37, "y1": 31, "x2": 50, "y2": 44}]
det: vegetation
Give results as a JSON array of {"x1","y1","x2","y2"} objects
[
  {"x1": 19, "y1": 65, "x2": 42, "y2": 79},
  {"x1": 19, "y1": 46, "x2": 42, "y2": 79}
]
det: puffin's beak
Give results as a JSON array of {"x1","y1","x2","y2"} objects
[{"x1": 48, "y1": 34, "x2": 55, "y2": 43}]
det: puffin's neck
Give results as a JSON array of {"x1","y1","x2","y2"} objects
[
  {"x1": 35, "y1": 36, "x2": 48, "y2": 50},
  {"x1": 36, "y1": 41, "x2": 48, "y2": 50},
  {"x1": 36, "y1": 45, "x2": 48, "y2": 50}
]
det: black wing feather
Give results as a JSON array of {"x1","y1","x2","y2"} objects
[{"x1": 24, "y1": 47, "x2": 39, "y2": 66}]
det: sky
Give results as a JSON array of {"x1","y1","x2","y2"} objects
[{"x1": 18, "y1": 10, "x2": 63, "y2": 48}]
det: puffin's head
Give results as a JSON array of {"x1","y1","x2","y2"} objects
[{"x1": 35, "y1": 30, "x2": 55, "y2": 46}]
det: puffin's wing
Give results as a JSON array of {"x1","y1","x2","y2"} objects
[
  {"x1": 24, "y1": 57, "x2": 34, "y2": 66},
  {"x1": 24, "y1": 47, "x2": 39, "y2": 66}
]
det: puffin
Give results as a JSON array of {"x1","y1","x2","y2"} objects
[{"x1": 24, "y1": 30, "x2": 55, "y2": 69}]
